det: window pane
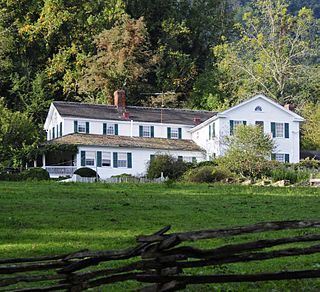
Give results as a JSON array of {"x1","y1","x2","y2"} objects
[
  {"x1": 275, "y1": 123, "x2": 284, "y2": 137},
  {"x1": 102, "y1": 152, "x2": 111, "y2": 167},
  {"x1": 171, "y1": 128, "x2": 179, "y2": 139},
  {"x1": 275, "y1": 154, "x2": 285, "y2": 162},
  {"x1": 78, "y1": 121, "x2": 86, "y2": 133},
  {"x1": 107, "y1": 124, "x2": 115, "y2": 135},
  {"x1": 118, "y1": 152, "x2": 127, "y2": 168},
  {"x1": 143, "y1": 126, "x2": 151, "y2": 137}
]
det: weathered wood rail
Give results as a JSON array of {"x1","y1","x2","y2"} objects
[{"x1": 1, "y1": 220, "x2": 320, "y2": 291}]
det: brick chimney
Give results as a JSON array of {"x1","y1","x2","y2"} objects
[
  {"x1": 122, "y1": 111, "x2": 130, "y2": 120},
  {"x1": 284, "y1": 104, "x2": 295, "y2": 111},
  {"x1": 193, "y1": 117, "x2": 201, "y2": 125},
  {"x1": 114, "y1": 90, "x2": 126, "y2": 109}
]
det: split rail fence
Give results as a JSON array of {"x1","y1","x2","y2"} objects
[{"x1": 1, "y1": 220, "x2": 320, "y2": 291}]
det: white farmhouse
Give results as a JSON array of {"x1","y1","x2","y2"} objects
[{"x1": 42, "y1": 91, "x2": 304, "y2": 179}]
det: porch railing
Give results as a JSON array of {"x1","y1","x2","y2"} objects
[{"x1": 45, "y1": 166, "x2": 77, "y2": 177}]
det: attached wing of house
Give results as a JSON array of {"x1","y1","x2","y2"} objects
[{"x1": 41, "y1": 91, "x2": 303, "y2": 178}]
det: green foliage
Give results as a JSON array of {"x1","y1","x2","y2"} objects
[
  {"x1": 146, "y1": 155, "x2": 190, "y2": 180},
  {"x1": 270, "y1": 168, "x2": 310, "y2": 184},
  {"x1": 184, "y1": 165, "x2": 235, "y2": 183},
  {"x1": 213, "y1": 0, "x2": 320, "y2": 105},
  {"x1": 0, "y1": 99, "x2": 41, "y2": 168},
  {"x1": 0, "y1": 168, "x2": 49, "y2": 181},
  {"x1": 297, "y1": 158, "x2": 320, "y2": 170},
  {"x1": 300, "y1": 103, "x2": 320, "y2": 150},
  {"x1": 217, "y1": 125, "x2": 274, "y2": 178},
  {"x1": 74, "y1": 167, "x2": 98, "y2": 178},
  {"x1": 79, "y1": 15, "x2": 156, "y2": 103}
]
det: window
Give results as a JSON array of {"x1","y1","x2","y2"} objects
[
  {"x1": 271, "y1": 122, "x2": 289, "y2": 138},
  {"x1": 171, "y1": 128, "x2": 179, "y2": 139},
  {"x1": 275, "y1": 123, "x2": 284, "y2": 138},
  {"x1": 275, "y1": 153, "x2": 285, "y2": 162},
  {"x1": 255, "y1": 106, "x2": 263, "y2": 112},
  {"x1": 271, "y1": 153, "x2": 289, "y2": 163},
  {"x1": 78, "y1": 121, "x2": 86, "y2": 133},
  {"x1": 118, "y1": 152, "x2": 127, "y2": 168},
  {"x1": 183, "y1": 157, "x2": 197, "y2": 163},
  {"x1": 230, "y1": 120, "x2": 246, "y2": 135},
  {"x1": 102, "y1": 152, "x2": 111, "y2": 167},
  {"x1": 107, "y1": 124, "x2": 115, "y2": 135},
  {"x1": 212, "y1": 123, "x2": 216, "y2": 138},
  {"x1": 143, "y1": 126, "x2": 151, "y2": 137},
  {"x1": 103, "y1": 123, "x2": 118, "y2": 135},
  {"x1": 48, "y1": 130, "x2": 51, "y2": 140},
  {"x1": 85, "y1": 151, "x2": 95, "y2": 166},
  {"x1": 255, "y1": 121, "x2": 264, "y2": 130},
  {"x1": 139, "y1": 125, "x2": 154, "y2": 137}
]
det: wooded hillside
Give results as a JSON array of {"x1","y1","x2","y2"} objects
[{"x1": 0, "y1": 0, "x2": 319, "y2": 168}]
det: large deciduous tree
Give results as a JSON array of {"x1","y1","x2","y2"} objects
[
  {"x1": 212, "y1": 0, "x2": 319, "y2": 107},
  {"x1": 300, "y1": 103, "x2": 320, "y2": 150},
  {"x1": 79, "y1": 15, "x2": 156, "y2": 104}
]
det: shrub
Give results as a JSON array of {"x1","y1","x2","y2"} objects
[
  {"x1": 147, "y1": 155, "x2": 190, "y2": 180},
  {"x1": 271, "y1": 168, "x2": 296, "y2": 183},
  {"x1": 19, "y1": 168, "x2": 50, "y2": 181},
  {"x1": 74, "y1": 167, "x2": 98, "y2": 178},
  {"x1": 184, "y1": 165, "x2": 216, "y2": 183}
]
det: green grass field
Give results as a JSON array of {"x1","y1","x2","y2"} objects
[{"x1": 1, "y1": 181, "x2": 320, "y2": 291}]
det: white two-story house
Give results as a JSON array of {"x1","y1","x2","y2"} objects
[{"x1": 42, "y1": 91, "x2": 304, "y2": 178}]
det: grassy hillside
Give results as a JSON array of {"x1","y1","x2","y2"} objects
[{"x1": 1, "y1": 182, "x2": 320, "y2": 291}]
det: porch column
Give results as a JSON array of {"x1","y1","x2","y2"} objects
[
  {"x1": 42, "y1": 154, "x2": 46, "y2": 169},
  {"x1": 33, "y1": 160, "x2": 37, "y2": 168}
]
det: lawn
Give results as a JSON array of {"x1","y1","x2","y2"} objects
[{"x1": 1, "y1": 181, "x2": 320, "y2": 291}]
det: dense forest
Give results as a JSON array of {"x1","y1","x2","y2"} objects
[{"x1": 0, "y1": 0, "x2": 319, "y2": 168}]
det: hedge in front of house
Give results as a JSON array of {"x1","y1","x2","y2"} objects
[{"x1": 0, "y1": 168, "x2": 50, "y2": 181}]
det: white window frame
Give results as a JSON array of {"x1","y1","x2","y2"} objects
[
  {"x1": 102, "y1": 152, "x2": 111, "y2": 167},
  {"x1": 275, "y1": 122, "x2": 284, "y2": 138},
  {"x1": 171, "y1": 128, "x2": 179, "y2": 139},
  {"x1": 85, "y1": 151, "x2": 95, "y2": 166},
  {"x1": 118, "y1": 152, "x2": 127, "y2": 168},
  {"x1": 106, "y1": 124, "x2": 115, "y2": 135},
  {"x1": 142, "y1": 126, "x2": 151, "y2": 137},
  {"x1": 78, "y1": 121, "x2": 86, "y2": 133}
]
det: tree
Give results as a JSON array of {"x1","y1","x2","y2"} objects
[
  {"x1": 300, "y1": 103, "x2": 320, "y2": 150},
  {"x1": 217, "y1": 125, "x2": 274, "y2": 178},
  {"x1": 0, "y1": 99, "x2": 40, "y2": 169},
  {"x1": 213, "y1": 0, "x2": 319, "y2": 106},
  {"x1": 79, "y1": 15, "x2": 156, "y2": 104}
]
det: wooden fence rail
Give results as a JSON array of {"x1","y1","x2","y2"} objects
[{"x1": 1, "y1": 220, "x2": 320, "y2": 291}]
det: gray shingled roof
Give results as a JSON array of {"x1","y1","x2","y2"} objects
[
  {"x1": 53, "y1": 101, "x2": 216, "y2": 125},
  {"x1": 45, "y1": 133, "x2": 204, "y2": 152}
]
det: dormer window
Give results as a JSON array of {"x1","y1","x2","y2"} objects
[{"x1": 255, "y1": 106, "x2": 263, "y2": 112}]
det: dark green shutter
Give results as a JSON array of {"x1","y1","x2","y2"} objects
[
  {"x1": 271, "y1": 153, "x2": 276, "y2": 160},
  {"x1": 139, "y1": 126, "x2": 143, "y2": 137},
  {"x1": 56, "y1": 125, "x2": 58, "y2": 137},
  {"x1": 243, "y1": 121, "x2": 247, "y2": 125},
  {"x1": 167, "y1": 127, "x2": 171, "y2": 139},
  {"x1": 115, "y1": 124, "x2": 118, "y2": 135},
  {"x1": 113, "y1": 152, "x2": 118, "y2": 168},
  {"x1": 151, "y1": 126, "x2": 154, "y2": 138},
  {"x1": 97, "y1": 151, "x2": 102, "y2": 167},
  {"x1": 230, "y1": 120, "x2": 234, "y2": 135},
  {"x1": 52, "y1": 127, "x2": 55, "y2": 139},
  {"x1": 103, "y1": 123, "x2": 107, "y2": 135},
  {"x1": 178, "y1": 156, "x2": 183, "y2": 161},
  {"x1": 178, "y1": 128, "x2": 182, "y2": 139},
  {"x1": 150, "y1": 154, "x2": 155, "y2": 161},
  {"x1": 81, "y1": 151, "x2": 86, "y2": 166},
  {"x1": 74, "y1": 120, "x2": 78, "y2": 133},
  {"x1": 212, "y1": 123, "x2": 215, "y2": 137},
  {"x1": 209, "y1": 125, "x2": 212, "y2": 140},
  {"x1": 86, "y1": 122, "x2": 89, "y2": 134},
  {"x1": 127, "y1": 153, "x2": 132, "y2": 168},
  {"x1": 60, "y1": 122, "x2": 62, "y2": 137},
  {"x1": 192, "y1": 157, "x2": 197, "y2": 163},
  {"x1": 285, "y1": 123, "x2": 289, "y2": 138},
  {"x1": 285, "y1": 154, "x2": 290, "y2": 163},
  {"x1": 271, "y1": 122, "x2": 276, "y2": 138}
]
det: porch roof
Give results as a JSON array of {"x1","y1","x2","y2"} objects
[{"x1": 45, "y1": 133, "x2": 204, "y2": 152}]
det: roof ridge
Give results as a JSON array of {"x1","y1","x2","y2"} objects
[{"x1": 53, "y1": 101, "x2": 216, "y2": 114}]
